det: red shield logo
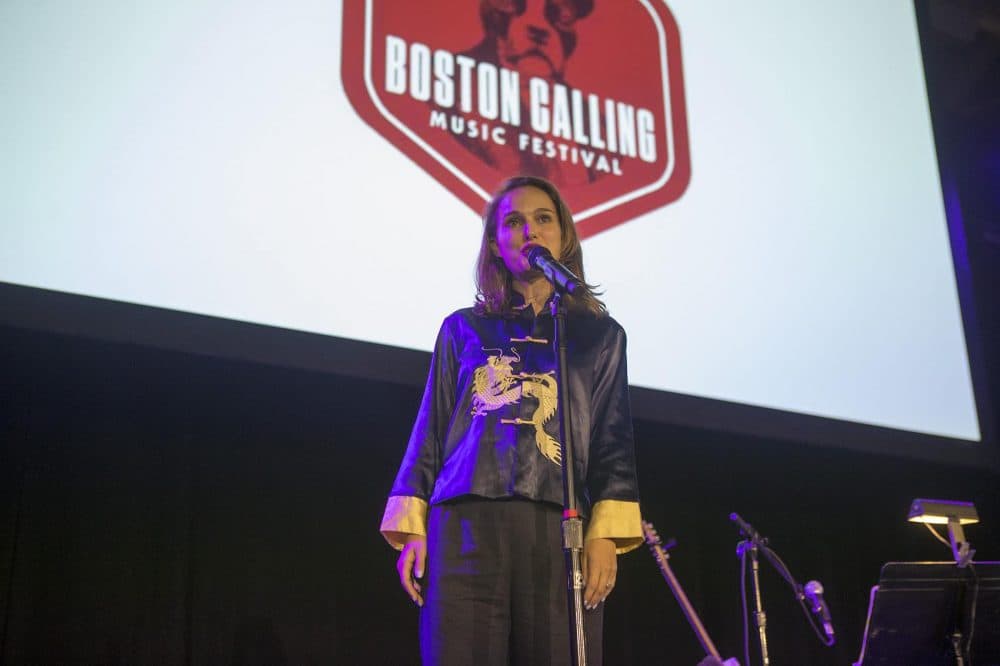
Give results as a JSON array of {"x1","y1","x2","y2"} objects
[{"x1": 342, "y1": 1, "x2": 690, "y2": 239}]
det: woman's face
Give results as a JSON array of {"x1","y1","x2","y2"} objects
[{"x1": 490, "y1": 185, "x2": 564, "y2": 279}]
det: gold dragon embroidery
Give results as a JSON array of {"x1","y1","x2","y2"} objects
[{"x1": 470, "y1": 347, "x2": 562, "y2": 465}]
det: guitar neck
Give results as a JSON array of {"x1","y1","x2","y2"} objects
[
  {"x1": 652, "y1": 543, "x2": 722, "y2": 659},
  {"x1": 642, "y1": 520, "x2": 722, "y2": 660}
]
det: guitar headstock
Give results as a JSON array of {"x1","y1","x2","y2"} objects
[
  {"x1": 641, "y1": 520, "x2": 661, "y2": 546},
  {"x1": 642, "y1": 520, "x2": 677, "y2": 553}
]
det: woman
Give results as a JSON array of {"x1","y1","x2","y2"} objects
[{"x1": 380, "y1": 176, "x2": 641, "y2": 665}]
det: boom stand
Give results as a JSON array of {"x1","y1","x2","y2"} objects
[
  {"x1": 737, "y1": 540, "x2": 770, "y2": 665},
  {"x1": 551, "y1": 291, "x2": 587, "y2": 666}
]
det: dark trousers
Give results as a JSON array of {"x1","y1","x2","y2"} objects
[{"x1": 420, "y1": 498, "x2": 603, "y2": 666}]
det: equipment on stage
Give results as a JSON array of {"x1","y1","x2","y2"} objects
[
  {"x1": 641, "y1": 520, "x2": 741, "y2": 666},
  {"x1": 520, "y1": 241, "x2": 592, "y2": 664},
  {"x1": 803, "y1": 579, "x2": 835, "y2": 644},
  {"x1": 530, "y1": 256, "x2": 587, "y2": 666},
  {"x1": 729, "y1": 512, "x2": 836, "y2": 666},
  {"x1": 639, "y1": 499, "x2": 993, "y2": 664},
  {"x1": 526, "y1": 246, "x2": 583, "y2": 295},
  {"x1": 907, "y1": 498, "x2": 980, "y2": 568},
  {"x1": 853, "y1": 561, "x2": 1000, "y2": 665},
  {"x1": 853, "y1": 497, "x2": 995, "y2": 664}
]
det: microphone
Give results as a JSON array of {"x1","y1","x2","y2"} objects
[
  {"x1": 525, "y1": 246, "x2": 582, "y2": 294},
  {"x1": 804, "y1": 580, "x2": 835, "y2": 644},
  {"x1": 729, "y1": 512, "x2": 764, "y2": 543}
]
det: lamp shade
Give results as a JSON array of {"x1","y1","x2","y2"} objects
[{"x1": 907, "y1": 499, "x2": 979, "y2": 525}]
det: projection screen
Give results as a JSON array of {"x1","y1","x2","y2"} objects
[{"x1": 0, "y1": 1, "x2": 988, "y2": 459}]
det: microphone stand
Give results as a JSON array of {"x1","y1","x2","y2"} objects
[
  {"x1": 732, "y1": 513, "x2": 833, "y2": 666},
  {"x1": 731, "y1": 514, "x2": 771, "y2": 665},
  {"x1": 736, "y1": 538, "x2": 769, "y2": 666},
  {"x1": 551, "y1": 290, "x2": 587, "y2": 666}
]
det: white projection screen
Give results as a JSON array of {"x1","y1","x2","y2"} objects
[{"x1": 0, "y1": 1, "x2": 991, "y2": 464}]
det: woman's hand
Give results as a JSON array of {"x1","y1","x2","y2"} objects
[
  {"x1": 582, "y1": 537, "x2": 617, "y2": 609},
  {"x1": 397, "y1": 534, "x2": 427, "y2": 607}
]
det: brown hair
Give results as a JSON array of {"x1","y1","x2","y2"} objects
[{"x1": 474, "y1": 175, "x2": 606, "y2": 317}]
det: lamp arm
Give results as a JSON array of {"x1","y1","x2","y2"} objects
[{"x1": 948, "y1": 518, "x2": 976, "y2": 568}]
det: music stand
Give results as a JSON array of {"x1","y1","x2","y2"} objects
[{"x1": 855, "y1": 561, "x2": 1000, "y2": 665}]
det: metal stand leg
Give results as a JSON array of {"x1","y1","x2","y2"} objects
[{"x1": 749, "y1": 544, "x2": 769, "y2": 666}]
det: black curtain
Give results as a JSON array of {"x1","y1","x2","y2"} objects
[{"x1": 2, "y1": 324, "x2": 998, "y2": 665}]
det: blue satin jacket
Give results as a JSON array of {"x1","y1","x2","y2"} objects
[{"x1": 381, "y1": 299, "x2": 642, "y2": 552}]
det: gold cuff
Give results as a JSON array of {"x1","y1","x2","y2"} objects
[
  {"x1": 585, "y1": 499, "x2": 643, "y2": 554},
  {"x1": 380, "y1": 495, "x2": 429, "y2": 550}
]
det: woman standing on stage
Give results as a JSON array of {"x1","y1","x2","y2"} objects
[{"x1": 380, "y1": 176, "x2": 642, "y2": 666}]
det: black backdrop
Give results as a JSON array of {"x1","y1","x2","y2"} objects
[{"x1": 2, "y1": 323, "x2": 999, "y2": 665}]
